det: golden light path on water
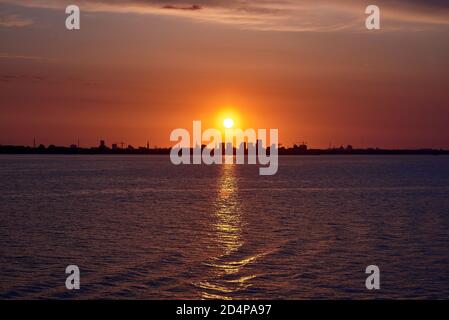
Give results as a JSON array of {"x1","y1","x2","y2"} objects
[{"x1": 195, "y1": 159, "x2": 261, "y2": 299}]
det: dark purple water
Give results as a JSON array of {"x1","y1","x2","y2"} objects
[{"x1": 0, "y1": 155, "x2": 448, "y2": 299}]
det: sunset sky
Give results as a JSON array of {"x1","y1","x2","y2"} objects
[{"x1": 1, "y1": 0, "x2": 449, "y2": 149}]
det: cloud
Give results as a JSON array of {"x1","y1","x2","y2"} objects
[
  {"x1": 402, "y1": 0, "x2": 448, "y2": 9},
  {"x1": 0, "y1": 52, "x2": 48, "y2": 60},
  {"x1": 0, "y1": 13, "x2": 33, "y2": 27},
  {"x1": 162, "y1": 4, "x2": 202, "y2": 11},
  {"x1": 1, "y1": 0, "x2": 448, "y2": 31},
  {"x1": 0, "y1": 74, "x2": 47, "y2": 83}
]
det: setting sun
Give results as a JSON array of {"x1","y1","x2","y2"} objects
[{"x1": 223, "y1": 118, "x2": 234, "y2": 129}]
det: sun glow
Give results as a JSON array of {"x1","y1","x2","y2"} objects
[{"x1": 223, "y1": 118, "x2": 234, "y2": 129}]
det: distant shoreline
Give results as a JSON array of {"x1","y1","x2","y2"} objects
[{"x1": 1, "y1": 145, "x2": 448, "y2": 156}]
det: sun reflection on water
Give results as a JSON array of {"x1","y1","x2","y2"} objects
[
  {"x1": 195, "y1": 163, "x2": 259, "y2": 299},
  {"x1": 214, "y1": 164, "x2": 242, "y2": 258}
]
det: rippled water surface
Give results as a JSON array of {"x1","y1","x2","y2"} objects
[{"x1": 1, "y1": 155, "x2": 449, "y2": 299}]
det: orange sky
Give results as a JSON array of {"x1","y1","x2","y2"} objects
[{"x1": 1, "y1": 0, "x2": 449, "y2": 149}]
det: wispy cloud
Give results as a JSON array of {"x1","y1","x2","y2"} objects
[
  {"x1": 0, "y1": 12, "x2": 33, "y2": 27},
  {"x1": 0, "y1": 52, "x2": 45, "y2": 60},
  {"x1": 1, "y1": 0, "x2": 448, "y2": 31},
  {"x1": 162, "y1": 4, "x2": 202, "y2": 11}
]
